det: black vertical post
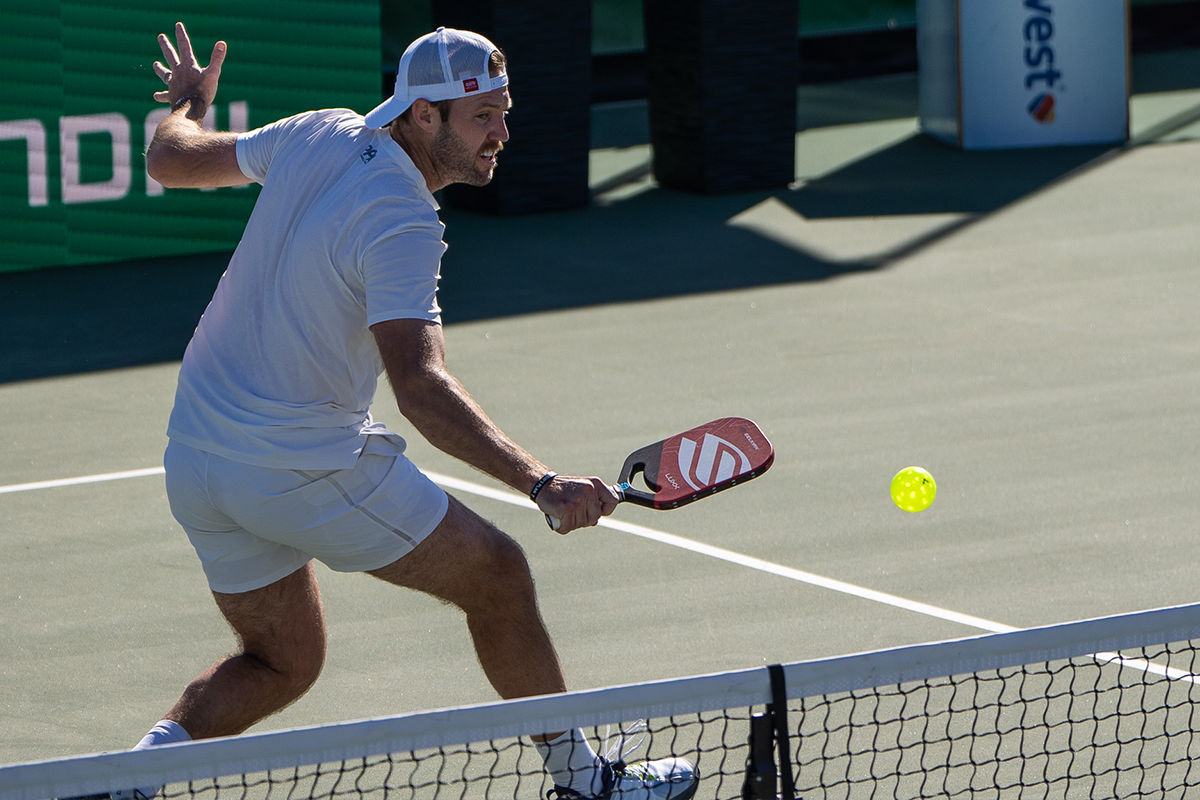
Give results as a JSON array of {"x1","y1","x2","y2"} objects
[
  {"x1": 741, "y1": 711, "x2": 778, "y2": 800},
  {"x1": 769, "y1": 664, "x2": 797, "y2": 799},
  {"x1": 430, "y1": 0, "x2": 592, "y2": 215},
  {"x1": 642, "y1": 0, "x2": 798, "y2": 193}
]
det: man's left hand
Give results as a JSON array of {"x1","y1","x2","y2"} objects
[{"x1": 153, "y1": 21, "x2": 226, "y2": 106}]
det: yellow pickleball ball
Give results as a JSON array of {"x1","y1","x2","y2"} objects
[{"x1": 891, "y1": 467, "x2": 937, "y2": 512}]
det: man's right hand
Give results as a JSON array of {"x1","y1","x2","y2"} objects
[
  {"x1": 153, "y1": 21, "x2": 226, "y2": 106},
  {"x1": 535, "y1": 476, "x2": 621, "y2": 534}
]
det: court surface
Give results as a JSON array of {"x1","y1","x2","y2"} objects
[{"x1": 5, "y1": 49, "x2": 1200, "y2": 765}]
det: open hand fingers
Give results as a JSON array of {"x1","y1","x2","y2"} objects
[
  {"x1": 152, "y1": 55, "x2": 173, "y2": 102},
  {"x1": 153, "y1": 22, "x2": 226, "y2": 106},
  {"x1": 174, "y1": 21, "x2": 197, "y2": 67},
  {"x1": 206, "y1": 40, "x2": 227, "y2": 83},
  {"x1": 157, "y1": 32, "x2": 180, "y2": 70}
]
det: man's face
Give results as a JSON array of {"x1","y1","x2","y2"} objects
[{"x1": 431, "y1": 85, "x2": 511, "y2": 187}]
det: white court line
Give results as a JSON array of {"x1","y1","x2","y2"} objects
[
  {"x1": 4, "y1": 465, "x2": 1193, "y2": 683},
  {"x1": 427, "y1": 472, "x2": 1022, "y2": 633},
  {"x1": 0, "y1": 466, "x2": 165, "y2": 495},
  {"x1": 427, "y1": 472, "x2": 1199, "y2": 684},
  {"x1": 4, "y1": 465, "x2": 1008, "y2": 631}
]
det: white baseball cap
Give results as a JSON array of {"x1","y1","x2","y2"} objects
[{"x1": 365, "y1": 27, "x2": 509, "y2": 128}]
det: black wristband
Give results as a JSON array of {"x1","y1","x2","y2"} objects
[
  {"x1": 172, "y1": 93, "x2": 207, "y2": 113},
  {"x1": 529, "y1": 472, "x2": 557, "y2": 502}
]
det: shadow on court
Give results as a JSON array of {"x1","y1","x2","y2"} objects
[
  {"x1": 436, "y1": 135, "x2": 1112, "y2": 321},
  {"x1": 0, "y1": 133, "x2": 1115, "y2": 384},
  {"x1": 787, "y1": 136, "x2": 1111, "y2": 218},
  {"x1": 0, "y1": 252, "x2": 229, "y2": 384}
]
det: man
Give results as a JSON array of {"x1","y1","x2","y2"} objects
[{"x1": 127, "y1": 21, "x2": 698, "y2": 800}]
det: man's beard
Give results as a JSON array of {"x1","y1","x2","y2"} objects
[{"x1": 431, "y1": 123, "x2": 499, "y2": 187}]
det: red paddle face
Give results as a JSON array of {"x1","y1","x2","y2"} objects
[{"x1": 618, "y1": 417, "x2": 774, "y2": 509}]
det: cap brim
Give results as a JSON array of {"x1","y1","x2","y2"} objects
[{"x1": 364, "y1": 94, "x2": 413, "y2": 128}]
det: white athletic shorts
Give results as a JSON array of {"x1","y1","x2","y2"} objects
[{"x1": 163, "y1": 435, "x2": 449, "y2": 594}]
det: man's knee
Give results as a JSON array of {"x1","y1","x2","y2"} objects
[
  {"x1": 478, "y1": 530, "x2": 535, "y2": 593},
  {"x1": 446, "y1": 524, "x2": 538, "y2": 615},
  {"x1": 216, "y1": 565, "x2": 328, "y2": 700},
  {"x1": 284, "y1": 645, "x2": 325, "y2": 696},
  {"x1": 370, "y1": 497, "x2": 540, "y2": 612},
  {"x1": 243, "y1": 638, "x2": 325, "y2": 699}
]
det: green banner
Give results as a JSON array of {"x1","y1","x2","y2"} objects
[{"x1": 0, "y1": 0, "x2": 380, "y2": 273}]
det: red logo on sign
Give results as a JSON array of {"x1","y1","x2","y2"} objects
[
  {"x1": 463, "y1": 78, "x2": 479, "y2": 92},
  {"x1": 1028, "y1": 93, "x2": 1056, "y2": 124}
]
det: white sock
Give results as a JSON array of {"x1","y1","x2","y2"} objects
[
  {"x1": 535, "y1": 728, "x2": 603, "y2": 795},
  {"x1": 112, "y1": 721, "x2": 192, "y2": 800},
  {"x1": 133, "y1": 720, "x2": 191, "y2": 751}
]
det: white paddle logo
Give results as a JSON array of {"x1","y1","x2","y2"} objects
[{"x1": 677, "y1": 433, "x2": 751, "y2": 490}]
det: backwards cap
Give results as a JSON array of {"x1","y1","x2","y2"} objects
[{"x1": 365, "y1": 27, "x2": 508, "y2": 128}]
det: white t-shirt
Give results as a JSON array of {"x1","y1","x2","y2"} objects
[{"x1": 167, "y1": 109, "x2": 446, "y2": 470}]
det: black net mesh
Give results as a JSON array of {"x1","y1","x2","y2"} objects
[
  {"x1": 9, "y1": 607, "x2": 1200, "y2": 800},
  {"x1": 791, "y1": 641, "x2": 1200, "y2": 799}
]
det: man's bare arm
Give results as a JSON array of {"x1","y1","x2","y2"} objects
[
  {"x1": 372, "y1": 318, "x2": 618, "y2": 533},
  {"x1": 145, "y1": 22, "x2": 248, "y2": 189},
  {"x1": 147, "y1": 103, "x2": 244, "y2": 188}
]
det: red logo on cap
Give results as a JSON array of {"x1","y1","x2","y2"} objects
[{"x1": 463, "y1": 78, "x2": 479, "y2": 92}]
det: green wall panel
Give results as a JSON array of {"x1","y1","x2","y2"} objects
[{"x1": 1, "y1": 0, "x2": 381, "y2": 272}]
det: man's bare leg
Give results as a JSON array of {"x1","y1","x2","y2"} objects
[
  {"x1": 370, "y1": 496, "x2": 700, "y2": 798},
  {"x1": 368, "y1": 494, "x2": 567, "y2": 701},
  {"x1": 163, "y1": 495, "x2": 552, "y2": 741},
  {"x1": 165, "y1": 563, "x2": 327, "y2": 739}
]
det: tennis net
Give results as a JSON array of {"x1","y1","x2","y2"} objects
[{"x1": 4, "y1": 602, "x2": 1200, "y2": 800}]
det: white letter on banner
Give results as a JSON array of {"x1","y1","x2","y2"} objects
[
  {"x1": 228, "y1": 101, "x2": 248, "y2": 133},
  {"x1": 61, "y1": 113, "x2": 132, "y2": 204},
  {"x1": 0, "y1": 119, "x2": 49, "y2": 207}
]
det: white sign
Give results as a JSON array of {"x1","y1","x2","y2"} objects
[{"x1": 920, "y1": 0, "x2": 1129, "y2": 149}]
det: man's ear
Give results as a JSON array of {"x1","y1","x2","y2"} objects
[{"x1": 408, "y1": 99, "x2": 440, "y2": 134}]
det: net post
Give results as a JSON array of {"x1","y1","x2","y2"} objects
[
  {"x1": 768, "y1": 663, "x2": 797, "y2": 800},
  {"x1": 741, "y1": 711, "x2": 776, "y2": 800}
]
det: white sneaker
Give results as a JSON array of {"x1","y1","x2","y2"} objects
[{"x1": 546, "y1": 756, "x2": 699, "y2": 800}]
